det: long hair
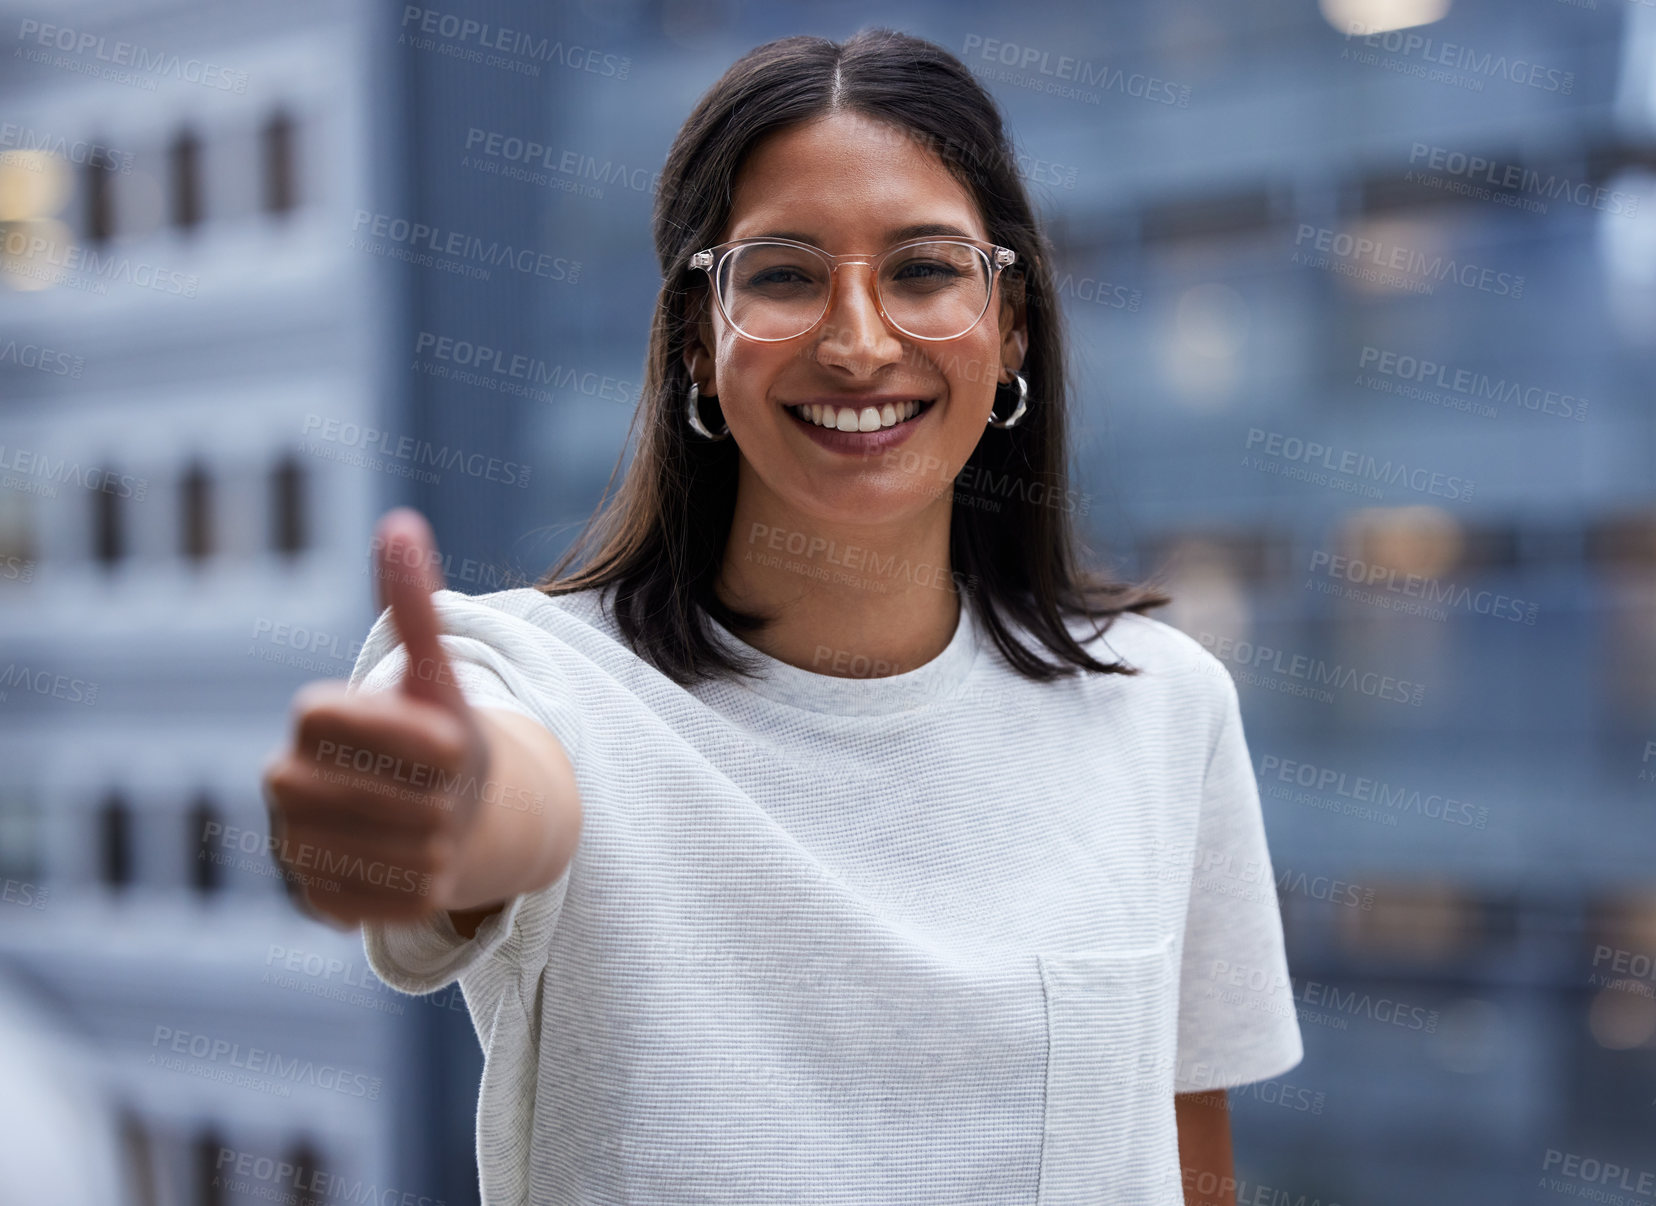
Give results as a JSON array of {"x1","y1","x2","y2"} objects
[{"x1": 536, "y1": 27, "x2": 1171, "y2": 686}]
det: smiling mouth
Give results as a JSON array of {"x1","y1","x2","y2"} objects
[{"x1": 785, "y1": 398, "x2": 936, "y2": 432}]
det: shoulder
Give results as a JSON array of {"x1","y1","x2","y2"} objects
[
  {"x1": 1060, "y1": 608, "x2": 1230, "y2": 688},
  {"x1": 1049, "y1": 609, "x2": 1240, "y2": 755},
  {"x1": 428, "y1": 585, "x2": 613, "y2": 641},
  {"x1": 354, "y1": 585, "x2": 615, "y2": 673}
]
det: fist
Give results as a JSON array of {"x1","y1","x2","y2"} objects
[{"x1": 261, "y1": 507, "x2": 490, "y2": 926}]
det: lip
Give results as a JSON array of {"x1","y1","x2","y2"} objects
[{"x1": 782, "y1": 397, "x2": 936, "y2": 456}]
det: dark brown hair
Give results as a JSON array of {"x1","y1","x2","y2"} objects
[{"x1": 536, "y1": 26, "x2": 1171, "y2": 685}]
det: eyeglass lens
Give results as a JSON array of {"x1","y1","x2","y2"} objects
[{"x1": 715, "y1": 241, "x2": 994, "y2": 340}]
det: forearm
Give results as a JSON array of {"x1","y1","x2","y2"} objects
[
  {"x1": 1176, "y1": 1089, "x2": 1236, "y2": 1206},
  {"x1": 444, "y1": 706, "x2": 582, "y2": 914}
]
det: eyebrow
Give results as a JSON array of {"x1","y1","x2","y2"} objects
[{"x1": 751, "y1": 222, "x2": 978, "y2": 244}]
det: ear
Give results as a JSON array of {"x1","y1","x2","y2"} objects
[
  {"x1": 680, "y1": 280, "x2": 718, "y2": 396},
  {"x1": 997, "y1": 268, "x2": 1030, "y2": 383}
]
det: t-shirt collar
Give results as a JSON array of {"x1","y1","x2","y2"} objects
[{"x1": 702, "y1": 599, "x2": 982, "y2": 716}]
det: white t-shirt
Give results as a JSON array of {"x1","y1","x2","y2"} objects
[{"x1": 351, "y1": 586, "x2": 1303, "y2": 1205}]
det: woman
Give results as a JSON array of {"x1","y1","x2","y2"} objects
[{"x1": 263, "y1": 27, "x2": 1303, "y2": 1205}]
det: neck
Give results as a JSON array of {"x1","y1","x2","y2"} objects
[{"x1": 713, "y1": 466, "x2": 963, "y2": 680}]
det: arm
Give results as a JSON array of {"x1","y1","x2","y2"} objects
[
  {"x1": 446, "y1": 705, "x2": 582, "y2": 939},
  {"x1": 1176, "y1": 1089, "x2": 1235, "y2": 1206}
]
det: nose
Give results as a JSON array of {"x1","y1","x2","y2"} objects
[{"x1": 813, "y1": 262, "x2": 905, "y2": 374}]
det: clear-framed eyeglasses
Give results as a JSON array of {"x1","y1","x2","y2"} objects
[{"x1": 688, "y1": 235, "x2": 1018, "y2": 343}]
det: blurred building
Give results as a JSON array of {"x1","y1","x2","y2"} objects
[
  {"x1": 2, "y1": 1, "x2": 1654, "y2": 1204},
  {"x1": 0, "y1": 0, "x2": 493, "y2": 1201}
]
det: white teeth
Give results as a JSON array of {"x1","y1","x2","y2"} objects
[{"x1": 793, "y1": 400, "x2": 925, "y2": 429}]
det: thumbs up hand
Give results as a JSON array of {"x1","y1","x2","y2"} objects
[{"x1": 260, "y1": 508, "x2": 493, "y2": 926}]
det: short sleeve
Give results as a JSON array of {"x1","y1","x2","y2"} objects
[
  {"x1": 343, "y1": 592, "x2": 581, "y2": 1010},
  {"x1": 1173, "y1": 670, "x2": 1305, "y2": 1093}
]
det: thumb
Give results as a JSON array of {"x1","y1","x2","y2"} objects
[{"x1": 373, "y1": 507, "x2": 467, "y2": 712}]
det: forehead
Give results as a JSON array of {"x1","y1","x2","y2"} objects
[{"x1": 724, "y1": 110, "x2": 987, "y2": 249}]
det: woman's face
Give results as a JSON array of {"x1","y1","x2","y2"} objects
[{"x1": 684, "y1": 108, "x2": 1028, "y2": 527}]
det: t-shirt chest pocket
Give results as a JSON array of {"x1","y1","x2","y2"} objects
[{"x1": 1034, "y1": 933, "x2": 1183, "y2": 1205}]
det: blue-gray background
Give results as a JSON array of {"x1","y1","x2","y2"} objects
[{"x1": 0, "y1": 0, "x2": 1652, "y2": 1202}]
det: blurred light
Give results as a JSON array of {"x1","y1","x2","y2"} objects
[
  {"x1": 1160, "y1": 283, "x2": 1249, "y2": 409},
  {"x1": 1175, "y1": 283, "x2": 1250, "y2": 358},
  {"x1": 0, "y1": 151, "x2": 69, "y2": 221},
  {"x1": 0, "y1": 218, "x2": 73, "y2": 291},
  {"x1": 1334, "y1": 214, "x2": 1450, "y2": 297},
  {"x1": 1337, "y1": 879, "x2": 1472, "y2": 961},
  {"x1": 1340, "y1": 506, "x2": 1463, "y2": 580},
  {"x1": 1319, "y1": 0, "x2": 1451, "y2": 35},
  {"x1": 1588, "y1": 983, "x2": 1656, "y2": 1049},
  {"x1": 1596, "y1": 168, "x2": 1656, "y2": 348},
  {"x1": 1157, "y1": 538, "x2": 1251, "y2": 649}
]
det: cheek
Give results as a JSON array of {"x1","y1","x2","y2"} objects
[
  {"x1": 942, "y1": 338, "x2": 1002, "y2": 398},
  {"x1": 719, "y1": 344, "x2": 789, "y2": 405}
]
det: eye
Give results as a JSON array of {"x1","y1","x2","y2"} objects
[
  {"x1": 746, "y1": 265, "x2": 816, "y2": 288},
  {"x1": 894, "y1": 259, "x2": 963, "y2": 281}
]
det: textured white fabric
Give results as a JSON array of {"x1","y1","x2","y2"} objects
[{"x1": 351, "y1": 586, "x2": 1304, "y2": 1205}]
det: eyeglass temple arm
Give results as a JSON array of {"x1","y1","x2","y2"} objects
[{"x1": 689, "y1": 245, "x2": 1015, "y2": 272}]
